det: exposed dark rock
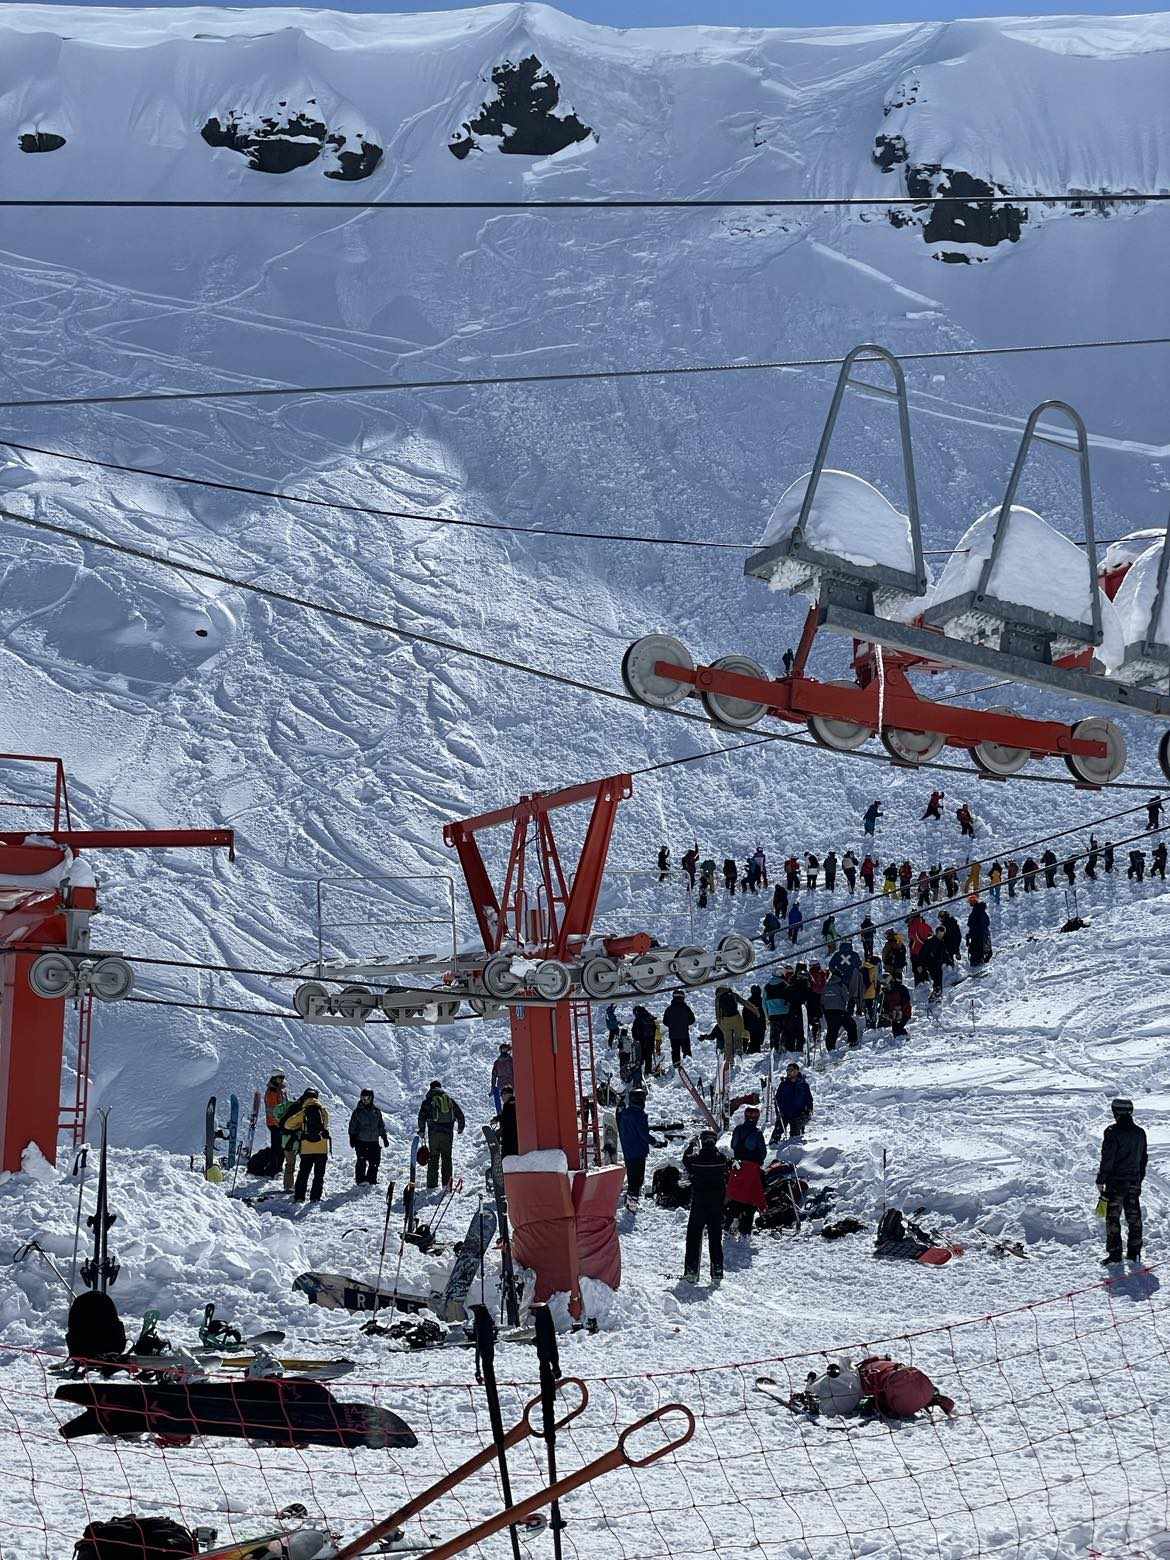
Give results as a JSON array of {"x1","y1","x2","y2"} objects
[
  {"x1": 905, "y1": 165, "x2": 1027, "y2": 246},
  {"x1": 449, "y1": 55, "x2": 593, "y2": 159},
  {"x1": 935, "y1": 251, "x2": 973, "y2": 264},
  {"x1": 324, "y1": 133, "x2": 383, "y2": 182},
  {"x1": 872, "y1": 133, "x2": 907, "y2": 172},
  {"x1": 201, "y1": 107, "x2": 382, "y2": 179},
  {"x1": 19, "y1": 132, "x2": 66, "y2": 154}
]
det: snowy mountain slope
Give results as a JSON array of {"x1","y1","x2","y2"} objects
[{"x1": 0, "y1": 4, "x2": 1166, "y2": 1162}]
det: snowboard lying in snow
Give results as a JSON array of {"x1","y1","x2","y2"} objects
[
  {"x1": 199, "y1": 1528, "x2": 330, "y2": 1559},
  {"x1": 55, "y1": 1377, "x2": 417, "y2": 1448},
  {"x1": 293, "y1": 1270, "x2": 431, "y2": 1315}
]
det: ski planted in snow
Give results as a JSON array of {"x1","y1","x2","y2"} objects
[
  {"x1": 440, "y1": 1207, "x2": 497, "y2": 1322},
  {"x1": 81, "y1": 1109, "x2": 118, "y2": 1292},
  {"x1": 482, "y1": 1123, "x2": 520, "y2": 1328},
  {"x1": 226, "y1": 1093, "x2": 240, "y2": 1168}
]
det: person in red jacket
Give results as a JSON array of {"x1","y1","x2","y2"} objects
[
  {"x1": 883, "y1": 979, "x2": 912, "y2": 1038},
  {"x1": 907, "y1": 913, "x2": 933, "y2": 985},
  {"x1": 264, "y1": 1072, "x2": 288, "y2": 1156}
]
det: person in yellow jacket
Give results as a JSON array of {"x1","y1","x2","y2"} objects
[
  {"x1": 965, "y1": 860, "x2": 982, "y2": 895},
  {"x1": 283, "y1": 1088, "x2": 331, "y2": 1204}
]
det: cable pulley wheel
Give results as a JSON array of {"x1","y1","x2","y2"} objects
[
  {"x1": 335, "y1": 984, "x2": 376, "y2": 1022},
  {"x1": 580, "y1": 955, "x2": 621, "y2": 999},
  {"x1": 971, "y1": 707, "x2": 1031, "y2": 777},
  {"x1": 670, "y1": 947, "x2": 714, "y2": 986},
  {"x1": 621, "y1": 634, "x2": 694, "y2": 709},
  {"x1": 880, "y1": 727, "x2": 945, "y2": 765},
  {"x1": 1064, "y1": 717, "x2": 1127, "y2": 786},
  {"x1": 480, "y1": 954, "x2": 523, "y2": 1001},
  {"x1": 90, "y1": 956, "x2": 134, "y2": 1002},
  {"x1": 292, "y1": 981, "x2": 330, "y2": 1019},
  {"x1": 28, "y1": 951, "x2": 78, "y2": 1000},
  {"x1": 717, "y1": 933, "x2": 755, "y2": 976},
  {"x1": 626, "y1": 953, "x2": 668, "y2": 994},
  {"x1": 807, "y1": 683, "x2": 870, "y2": 752},
  {"x1": 700, "y1": 655, "x2": 769, "y2": 730},
  {"x1": 531, "y1": 959, "x2": 572, "y2": 1002}
]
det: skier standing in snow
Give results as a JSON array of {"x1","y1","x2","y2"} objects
[
  {"x1": 774, "y1": 1062, "x2": 813, "y2": 1140},
  {"x1": 723, "y1": 857, "x2": 738, "y2": 896},
  {"x1": 956, "y1": 802, "x2": 976, "y2": 839},
  {"x1": 348, "y1": 1089, "x2": 389, "y2": 1186},
  {"x1": 1147, "y1": 798, "x2": 1164, "y2": 832},
  {"x1": 1041, "y1": 849, "x2": 1059, "y2": 889},
  {"x1": 682, "y1": 1130, "x2": 729, "y2": 1284},
  {"x1": 490, "y1": 1043, "x2": 513, "y2": 1116},
  {"x1": 966, "y1": 899, "x2": 993, "y2": 968},
  {"x1": 863, "y1": 801, "x2": 882, "y2": 839},
  {"x1": 416, "y1": 1081, "x2": 465, "y2": 1191},
  {"x1": 1152, "y1": 841, "x2": 1168, "y2": 880},
  {"x1": 498, "y1": 1085, "x2": 518, "y2": 1158},
  {"x1": 824, "y1": 851, "x2": 838, "y2": 893},
  {"x1": 922, "y1": 790, "x2": 944, "y2": 821},
  {"x1": 1097, "y1": 1098, "x2": 1147, "y2": 1266},
  {"x1": 1128, "y1": 848, "x2": 1146, "y2": 883},
  {"x1": 787, "y1": 900, "x2": 803, "y2": 945},
  {"x1": 681, "y1": 845, "x2": 699, "y2": 892},
  {"x1": 283, "y1": 1089, "x2": 330, "y2": 1205},
  {"x1": 662, "y1": 991, "x2": 696, "y2": 1068},
  {"x1": 618, "y1": 1089, "x2": 652, "y2": 1207},
  {"x1": 264, "y1": 1073, "x2": 288, "y2": 1157},
  {"x1": 657, "y1": 844, "x2": 671, "y2": 882},
  {"x1": 632, "y1": 1004, "x2": 657, "y2": 1077},
  {"x1": 842, "y1": 851, "x2": 858, "y2": 893}
]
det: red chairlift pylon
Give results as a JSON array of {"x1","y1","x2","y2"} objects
[{"x1": 0, "y1": 754, "x2": 233, "y2": 1172}]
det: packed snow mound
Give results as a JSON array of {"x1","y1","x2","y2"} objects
[
  {"x1": 757, "y1": 469, "x2": 923, "y2": 592},
  {"x1": 1101, "y1": 528, "x2": 1166, "y2": 575},
  {"x1": 924, "y1": 504, "x2": 1124, "y2": 668},
  {"x1": 1113, "y1": 539, "x2": 1170, "y2": 678}
]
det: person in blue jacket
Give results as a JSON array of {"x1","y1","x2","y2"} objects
[
  {"x1": 617, "y1": 1089, "x2": 652, "y2": 1205},
  {"x1": 774, "y1": 1062, "x2": 814, "y2": 1140},
  {"x1": 787, "y1": 900, "x2": 803, "y2": 945}
]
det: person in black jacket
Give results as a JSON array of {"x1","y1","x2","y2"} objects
[
  {"x1": 1097, "y1": 1098, "x2": 1148, "y2": 1264},
  {"x1": 682, "y1": 1131, "x2": 729, "y2": 1284},
  {"x1": 631, "y1": 1005, "x2": 657, "y2": 1077},
  {"x1": 348, "y1": 1090, "x2": 389, "y2": 1185},
  {"x1": 498, "y1": 1087, "x2": 519, "y2": 1158},
  {"x1": 727, "y1": 1107, "x2": 767, "y2": 1235},
  {"x1": 662, "y1": 992, "x2": 695, "y2": 1069},
  {"x1": 966, "y1": 900, "x2": 992, "y2": 968}
]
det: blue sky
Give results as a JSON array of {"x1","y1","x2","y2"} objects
[{"x1": 35, "y1": 0, "x2": 1166, "y2": 22}]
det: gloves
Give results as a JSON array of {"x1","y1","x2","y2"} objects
[
  {"x1": 457, "y1": 1124, "x2": 465, "y2": 1135},
  {"x1": 382, "y1": 1136, "x2": 389, "y2": 1147}
]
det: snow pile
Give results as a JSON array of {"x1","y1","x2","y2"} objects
[
  {"x1": 923, "y1": 504, "x2": 1124, "y2": 667},
  {"x1": 756, "y1": 469, "x2": 925, "y2": 603},
  {"x1": 1113, "y1": 537, "x2": 1170, "y2": 681},
  {"x1": 1100, "y1": 527, "x2": 1166, "y2": 576}
]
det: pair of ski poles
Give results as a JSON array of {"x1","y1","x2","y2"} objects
[{"x1": 334, "y1": 1308, "x2": 693, "y2": 1559}]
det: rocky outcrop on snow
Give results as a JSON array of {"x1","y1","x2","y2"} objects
[
  {"x1": 448, "y1": 55, "x2": 593, "y2": 159},
  {"x1": 872, "y1": 133, "x2": 907, "y2": 173},
  {"x1": 18, "y1": 131, "x2": 65, "y2": 153},
  {"x1": 200, "y1": 102, "x2": 382, "y2": 179},
  {"x1": 905, "y1": 165, "x2": 1027, "y2": 247}
]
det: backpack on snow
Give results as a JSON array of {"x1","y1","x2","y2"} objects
[
  {"x1": 858, "y1": 1356, "x2": 955, "y2": 1418},
  {"x1": 66, "y1": 1290, "x2": 127, "y2": 1363},
  {"x1": 300, "y1": 1102, "x2": 327, "y2": 1143},
  {"x1": 652, "y1": 1164, "x2": 691, "y2": 1209},
  {"x1": 247, "y1": 1144, "x2": 282, "y2": 1177},
  {"x1": 74, "y1": 1515, "x2": 195, "y2": 1559}
]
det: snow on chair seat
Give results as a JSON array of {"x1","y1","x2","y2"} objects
[
  {"x1": 921, "y1": 503, "x2": 1124, "y2": 671},
  {"x1": 919, "y1": 400, "x2": 1117, "y2": 668},
  {"x1": 744, "y1": 344, "x2": 929, "y2": 614},
  {"x1": 1113, "y1": 518, "x2": 1170, "y2": 688}
]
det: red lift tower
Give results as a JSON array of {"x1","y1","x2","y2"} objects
[
  {"x1": 0, "y1": 755, "x2": 233, "y2": 1172},
  {"x1": 444, "y1": 776, "x2": 633, "y2": 1315}
]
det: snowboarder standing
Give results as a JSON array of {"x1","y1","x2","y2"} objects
[
  {"x1": 283, "y1": 1089, "x2": 330, "y2": 1204},
  {"x1": 264, "y1": 1073, "x2": 288, "y2": 1157},
  {"x1": 1097, "y1": 1098, "x2": 1147, "y2": 1265},
  {"x1": 490, "y1": 1043, "x2": 513, "y2": 1116},
  {"x1": 348, "y1": 1089, "x2": 389, "y2": 1185},
  {"x1": 618, "y1": 1089, "x2": 653, "y2": 1207},
  {"x1": 417, "y1": 1081, "x2": 465, "y2": 1191},
  {"x1": 682, "y1": 1130, "x2": 729, "y2": 1284}
]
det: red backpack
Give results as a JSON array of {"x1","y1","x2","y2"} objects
[{"x1": 858, "y1": 1356, "x2": 955, "y2": 1418}]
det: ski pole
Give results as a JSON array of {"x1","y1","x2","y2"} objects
[
  {"x1": 68, "y1": 1146, "x2": 88, "y2": 1293},
  {"x1": 533, "y1": 1306, "x2": 565, "y2": 1560},
  {"x1": 331, "y1": 1376, "x2": 587, "y2": 1560},
  {"x1": 472, "y1": 1304, "x2": 521, "y2": 1560},
  {"x1": 12, "y1": 1240, "x2": 75, "y2": 1297},
  {"x1": 415, "y1": 1403, "x2": 695, "y2": 1560},
  {"x1": 371, "y1": 1180, "x2": 395, "y2": 1303}
]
